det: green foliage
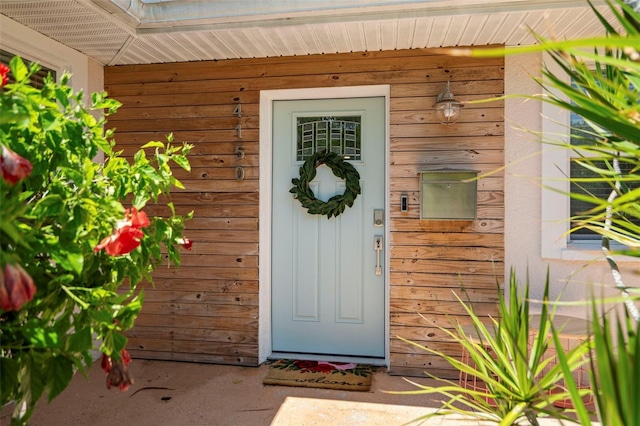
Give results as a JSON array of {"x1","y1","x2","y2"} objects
[
  {"x1": 391, "y1": 270, "x2": 590, "y2": 425},
  {"x1": 289, "y1": 151, "x2": 361, "y2": 218},
  {"x1": 538, "y1": 1, "x2": 640, "y2": 255},
  {"x1": 448, "y1": 1, "x2": 640, "y2": 424},
  {"x1": 551, "y1": 301, "x2": 640, "y2": 426},
  {"x1": 531, "y1": 10, "x2": 640, "y2": 407},
  {"x1": 0, "y1": 57, "x2": 193, "y2": 423},
  {"x1": 463, "y1": 0, "x2": 640, "y2": 258},
  {"x1": 590, "y1": 304, "x2": 640, "y2": 425}
]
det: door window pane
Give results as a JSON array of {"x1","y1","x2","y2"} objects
[{"x1": 296, "y1": 116, "x2": 361, "y2": 161}]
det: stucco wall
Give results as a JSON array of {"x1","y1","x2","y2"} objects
[{"x1": 504, "y1": 52, "x2": 635, "y2": 319}]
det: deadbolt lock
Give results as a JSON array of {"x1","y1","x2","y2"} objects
[{"x1": 373, "y1": 209, "x2": 384, "y2": 227}]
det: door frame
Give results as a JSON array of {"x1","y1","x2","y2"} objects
[{"x1": 258, "y1": 85, "x2": 391, "y2": 366}]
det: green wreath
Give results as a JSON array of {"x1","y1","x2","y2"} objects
[{"x1": 290, "y1": 151, "x2": 361, "y2": 218}]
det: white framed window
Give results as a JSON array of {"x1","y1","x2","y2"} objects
[
  {"x1": 0, "y1": 15, "x2": 94, "y2": 95},
  {"x1": 1, "y1": 15, "x2": 104, "y2": 161},
  {"x1": 1, "y1": 49, "x2": 57, "y2": 88},
  {"x1": 540, "y1": 55, "x2": 637, "y2": 261}
]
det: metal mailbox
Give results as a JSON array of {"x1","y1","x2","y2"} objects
[{"x1": 420, "y1": 169, "x2": 479, "y2": 220}]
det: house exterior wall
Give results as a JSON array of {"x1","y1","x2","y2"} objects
[
  {"x1": 5, "y1": 8, "x2": 635, "y2": 379},
  {"x1": 104, "y1": 48, "x2": 504, "y2": 378}
]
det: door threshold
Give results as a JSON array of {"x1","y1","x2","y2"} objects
[{"x1": 269, "y1": 352, "x2": 387, "y2": 366}]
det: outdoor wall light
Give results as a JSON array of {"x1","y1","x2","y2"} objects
[{"x1": 434, "y1": 81, "x2": 463, "y2": 125}]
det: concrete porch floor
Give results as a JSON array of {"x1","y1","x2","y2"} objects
[
  {"x1": 24, "y1": 358, "x2": 588, "y2": 425},
  {"x1": 27, "y1": 359, "x2": 445, "y2": 425}
]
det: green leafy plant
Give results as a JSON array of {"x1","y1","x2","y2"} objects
[
  {"x1": 0, "y1": 57, "x2": 193, "y2": 424},
  {"x1": 523, "y1": 2, "x2": 640, "y2": 423},
  {"x1": 588, "y1": 306, "x2": 640, "y2": 425},
  {"x1": 455, "y1": 0, "x2": 640, "y2": 265},
  {"x1": 540, "y1": 0, "x2": 640, "y2": 325},
  {"x1": 437, "y1": 0, "x2": 640, "y2": 423},
  {"x1": 551, "y1": 300, "x2": 639, "y2": 426},
  {"x1": 391, "y1": 269, "x2": 590, "y2": 425}
]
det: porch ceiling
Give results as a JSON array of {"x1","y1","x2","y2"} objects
[{"x1": 0, "y1": 0, "x2": 614, "y2": 66}]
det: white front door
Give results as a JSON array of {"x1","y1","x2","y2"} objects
[{"x1": 271, "y1": 97, "x2": 385, "y2": 358}]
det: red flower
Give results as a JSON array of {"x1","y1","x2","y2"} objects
[
  {"x1": 292, "y1": 360, "x2": 336, "y2": 373},
  {"x1": 101, "y1": 349, "x2": 133, "y2": 391},
  {"x1": 294, "y1": 360, "x2": 317, "y2": 371},
  {"x1": 1, "y1": 145, "x2": 32, "y2": 184},
  {"x1": 0, "y1": 63, "x2": 9, "y2": 87},
  {"x1": 94, "y1": 226, "x2": 144, "y2": 256},
  {"x1": 177, "y1": 237, "x2": 193, "y2": 251},
  {"x1": 94, "y1": 208, "x2": 150, "y2": 256},
  {"x1": 313, "y1": 363, "x2": 336, "y2": 373},
  {"x1": 100, "y1": 352, "x2": 112, "y2": 373},
  {"x1": 0, "y1": 263, "x2": 36, "y2": 311},
  {"x1": 126, "y1": 207, "x2": 150, "y2": 228}
]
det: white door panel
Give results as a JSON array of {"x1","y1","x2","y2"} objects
[{"x1": 272, "y1": 97, "x2": 385, "y2": 357}]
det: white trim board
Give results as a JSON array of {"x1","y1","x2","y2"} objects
[{"x1": 258, "y1": 85, "x2": 391, "y2": 366}]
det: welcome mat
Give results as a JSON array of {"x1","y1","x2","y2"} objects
[{"x1": 263, "y1": 359, "x2": 373, "y2": 392}]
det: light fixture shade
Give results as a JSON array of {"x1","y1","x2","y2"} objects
[{"x1": 434, "y1": 82, "x2": 463, "y2": 124}]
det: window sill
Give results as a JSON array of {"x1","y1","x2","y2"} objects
[{"x1": 561, "y1": 241, "x2": 640, "y2": 262}]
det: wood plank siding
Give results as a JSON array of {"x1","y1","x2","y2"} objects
[{"x1": 104, "y1": 48, "x2": 504, "y2": 378}]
